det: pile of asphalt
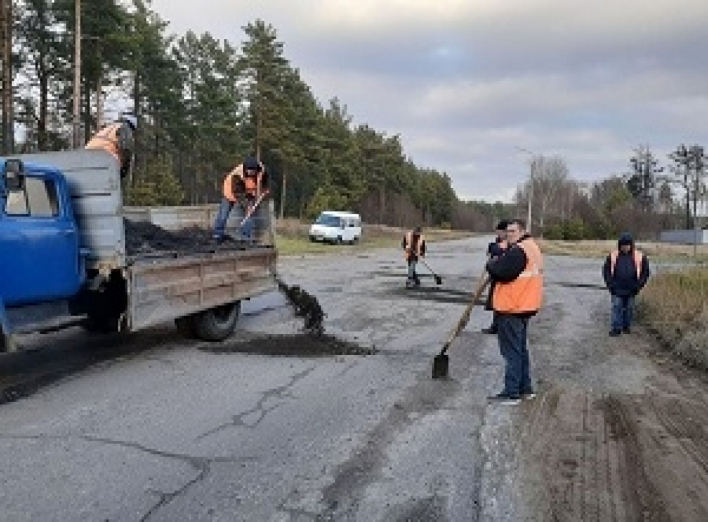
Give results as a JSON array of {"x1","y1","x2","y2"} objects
[
  {"x1": 124, "y1": 219, "x2": 254, "y2": 255},
  {"x1": 276, "y1": 278, "x2": 326, "y2": 336},
  {"x1": 200, "y1": 333, "x2": 377, "y2": 357}
]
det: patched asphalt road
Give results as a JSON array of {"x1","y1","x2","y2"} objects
[{"x1": 2, "y1": 237, "x2": 707, "y2": 521}]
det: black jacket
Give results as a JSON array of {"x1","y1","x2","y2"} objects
[
  {"x1": 602, "y1": 234, "x2": 650, "y2": 297},
  {"x1": 485, "y1": 234, "x2": 538, "y2": 317},
  {"x1": 487, "y1": 237, "x2": 507, "y2": 260}
]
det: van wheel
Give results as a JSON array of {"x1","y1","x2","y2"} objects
[
  {"x1": 335, "y1": 236, "x2": 342, "y2": 245},
  {"x1": 191, "y1": 302, "x2": 241, "y2": 341}
]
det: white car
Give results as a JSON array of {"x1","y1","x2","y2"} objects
[{"x1": 309, "y1": 211, "x2": 362, "y2": 244}]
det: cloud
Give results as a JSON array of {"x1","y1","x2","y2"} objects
[{"x1": 150, "y1": 0, "x2": 708, "y2": 202}]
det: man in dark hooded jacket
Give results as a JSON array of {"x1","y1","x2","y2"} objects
[{"x1": 602, "y1": 233, "x2": 650, "y2": 336}]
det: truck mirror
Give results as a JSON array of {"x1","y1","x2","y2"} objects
[{"x1": 3, "y1": 159, "x2": 26, "y2": 191}]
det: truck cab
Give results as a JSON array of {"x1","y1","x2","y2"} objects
[{"x1": 0, "y1": 158, "x2": 86, "y2": 307}]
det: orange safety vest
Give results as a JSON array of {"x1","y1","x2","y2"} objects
[
  {"x1": 609, "y1": 249, "x2": 643, "y2": 278},
  {"x1": 222, "y1": 162, "x2": 265, "y2": 203},
  {"x1": 85, "y1": 123, "x2": 122, "y2": 161},
  {"x1": 404, "y1": 231, "x2": 425, "y2": 259},
  {"x1": 493, "y1": 238, "x2": 544, "y2": 314}
]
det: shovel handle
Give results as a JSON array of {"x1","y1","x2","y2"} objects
[
  {"x1": 239, "y1": 192, "x2": 266, "y2": 226},
  {"x1": 439, "y1": 274, "x2": 490, "y2": 356}
]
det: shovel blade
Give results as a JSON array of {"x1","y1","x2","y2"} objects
[{"x1": 432, "y1": 353, "x2": 449, "y2": 379}]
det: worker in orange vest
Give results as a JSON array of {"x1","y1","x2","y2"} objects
[
  {"x1": 602, "y1": 232, "x2": 650, "y2": 336},
  {"x1": 482, "y1": 219, "x2": 510, "y2": 334},
  {"x1": 485, "y1": 218, "x2": 543, "y2": 405},
  {"x1": 402, "y1": 227, "x2": 426, "y2": 288},
  {"x1": 85, "y1": 113, "x2": 137, "y2": 179},
  {"x1": 213, "y1": 156, "x2": 269, "y2": 243}
]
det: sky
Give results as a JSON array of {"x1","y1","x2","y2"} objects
[{"x1": 149, "y1": 0, "x2": 708, "y2": 203}]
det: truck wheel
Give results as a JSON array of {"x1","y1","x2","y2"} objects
[
  {"x1": 192, "y1": 302, "x2": 241, "y2": 342},
  {"x1": 174, "y1": 316, "x2": 199, "y2": 339}
]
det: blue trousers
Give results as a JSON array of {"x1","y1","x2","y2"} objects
[
  {"x1": 213, "y1": 198, "x2": 254, "y2": 239},
  {"x1": 496, "y1": 314, "x2": 533, "y2": 397},
  {"x1": 611, "y1": 295, "x2": 634, "y2": 331}
]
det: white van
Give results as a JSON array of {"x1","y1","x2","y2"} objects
[{"x1": 309, "y1": 211, "x2": 362, "y2": 244}]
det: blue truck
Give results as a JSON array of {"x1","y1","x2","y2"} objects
[{"x1": 0, "y1": 151, "x2": 277, "y2": 352}]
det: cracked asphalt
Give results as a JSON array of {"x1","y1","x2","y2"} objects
[{"x1": 2, "y1": 236, "x2": 708, "y2": 521}]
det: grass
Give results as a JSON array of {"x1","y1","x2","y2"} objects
[
  {"x1": 274, "y1": 219, "x2": 474, "y2": 256},
  {"x1": 637, "y1": 267, "x2": 708, "y2": 371}
]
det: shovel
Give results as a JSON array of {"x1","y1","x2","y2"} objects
[
  {"x1": 420, "y1": 258, "x2": 443, "y2": 285},
  {"x1": 239, "y1": 192, "x2": 267, "y2": 226},
  {"x1": 432, "y1": 274, "x2": 490, "y2": 379},
  {"x1": 237, "y1": 192, "x2": 268, "y2": 237}
]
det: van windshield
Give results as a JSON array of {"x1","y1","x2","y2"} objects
[{"x1": 315, "y1": 214, "x2": 342, "y2": 227}]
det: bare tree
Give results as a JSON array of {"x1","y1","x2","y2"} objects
[
  {"x1": 668, "y1": 144, "x2": 707, "y2": 228},
  {"x1": 529, "y1": 155, "x2": 569, "y2": 233}
]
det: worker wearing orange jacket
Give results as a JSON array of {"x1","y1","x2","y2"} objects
[
  {"x1": 402, "y1": 227, "x2": 426, "y2": 288},
  {"x1": 602, "y1": 233, "x2": 650, "y2": 336},
  {"x1": 85, "y1": 113, "x2": 137, "y2": 179},
  {"x1": 213, "y1": 156, "x2": 269, "y2": 242},
  {"x1": 485, "y1": 218, "x2": 543, "y2": 405}
]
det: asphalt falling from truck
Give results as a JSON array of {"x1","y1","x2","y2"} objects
[{"x1": 275, "y1": 277, "x2": 326, "y2": 336}]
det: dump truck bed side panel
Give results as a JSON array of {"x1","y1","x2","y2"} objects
[{"x1": 127, "y1": 247, "x2": 277, "y2": 331}]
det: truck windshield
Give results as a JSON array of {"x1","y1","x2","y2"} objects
[{"x1": 315, "y1": 214, "x2": 342, "y2": 227}]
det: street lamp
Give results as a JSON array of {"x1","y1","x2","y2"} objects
[{"x1": 515, "y1": 146, "x2": 539, "y2": 233}]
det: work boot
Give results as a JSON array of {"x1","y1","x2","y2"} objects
[
  {"x1": 622, "y1": 327, "x2": 631, "y2": 334},
  {"x1": 609, "y1": 329, "x2": 621, "y2": 337},
  {"x1": 487, "y1": 393, "x2": 521, "y2": 406},
  {"x1": 521, "y1": 390, "x2": 536, "y2": 400}
]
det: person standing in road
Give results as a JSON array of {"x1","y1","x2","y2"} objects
[
  {"x1": 402, "y1": 227, "x2": 426, "y2": 288},
  {"x1": 213, "y1": 156, "x2": 269, "y2": 243},
  {"x1": 85, "y1": 113, "x2": 137, "y2": 180},
  {"x1": 482, "y1": 220, "x2": 510, "y2": 334},
  {"x1": 602, "y1": 232, "x2": 650, "y2": 336},
  {"x1": 485, "y1": 218, "x2": 543, "y2": 405}
]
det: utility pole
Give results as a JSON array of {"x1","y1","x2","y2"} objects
[
  {"x1": 515, "y1": 146, "x2": 539, "y2": 233},
  {"x1": 72, "y1": 0, "x2": 81, "y2": 148},
  {"x1": 1, "y1": 0, "x2": 13, "y2": 154}
]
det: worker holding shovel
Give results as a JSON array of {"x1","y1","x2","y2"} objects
[
  {"x1": 402, "y1": 227, "x2": 426, "y2": 288},
  {"x1": 213, "y1": 156, "x2": 269, "y2": 243},
  {"x1": 485, "y1": 218, "x2": 544, "y2": 405}
]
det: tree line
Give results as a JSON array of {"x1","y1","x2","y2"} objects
[
  {"x1": 1, "y1": 1, "x2": 704, "y2": 237},
  {"x1": 511, "y1": 144, "x2": 707, "y2": 240},
  {"x1": 0, "y1": 0, "x2": 483, "y2": 228}
]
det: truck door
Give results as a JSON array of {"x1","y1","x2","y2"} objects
[{"x1": 0, "y1": 175, "x2": 81, "y2": 305}]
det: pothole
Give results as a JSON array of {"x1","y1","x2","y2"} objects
[{"x1": 199, "y1": 334, "x2": 378, "y2": 357}]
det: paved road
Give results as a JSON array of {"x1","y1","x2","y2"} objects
[{"x1": 1, "y1": 237, "x2": 707, "y2": 521}]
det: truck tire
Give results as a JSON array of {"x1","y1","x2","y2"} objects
[
  {"x1": 191, "y1": 302, "x2": 241, "y2": 342},
  {"x1": 174, "y1": 316, "x2": 199, "y2": 339}
]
